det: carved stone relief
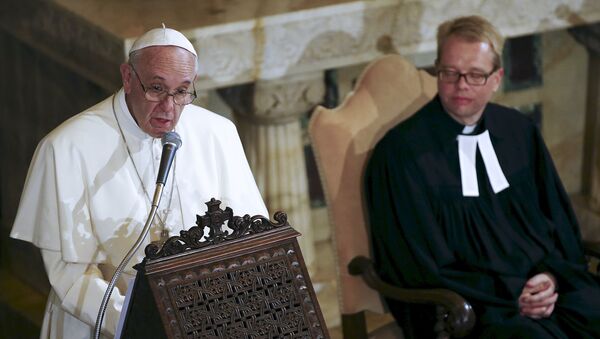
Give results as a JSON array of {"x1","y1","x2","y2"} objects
[{"x1": 141, "y1": 0, "x2": 600, "y2": 90}]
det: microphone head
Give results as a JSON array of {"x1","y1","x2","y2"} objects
[{"x1": 162, "y1": 131, "x2": 182, "y2": 149}]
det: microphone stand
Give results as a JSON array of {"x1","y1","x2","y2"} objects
[
  {"x1": 94, "y1": 131, "x2": 180, "y2": 339},
  {"x1": 93, "y1": 184, "x2": 164, "y2": 339}
]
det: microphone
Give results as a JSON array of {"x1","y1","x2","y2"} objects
[
  {"x1": 156, "y1": 131, "x2": 182, "y2": 185},
  {"x1": 94, "y1": 131, "x2": 182, "y2": 339}
]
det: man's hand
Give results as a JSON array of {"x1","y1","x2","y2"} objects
[{"x1": 518, "y1": 272, "x2": 558, "y2": 319}]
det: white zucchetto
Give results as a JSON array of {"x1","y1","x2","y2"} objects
[{"x1": 129, "y1": 24, "x2": 197, "y2": 57}]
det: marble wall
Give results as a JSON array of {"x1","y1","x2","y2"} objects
[
  {"x1": 73, "y1": 1, "x2": 600, "y2": 275},
  {"x1": 202, "y1": 27, "x2": 589, "y2": 197},
  {"x1": 296, "y1": 28, "x2": 591, "y2": 245},
  {"x1": 495, "y1": 29, "x2": 588, "y2": 194},
  {"x1": 1, "y1": 3, "x2": 597, "y2": 333}
]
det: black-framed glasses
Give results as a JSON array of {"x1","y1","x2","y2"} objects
[
  {"x1": 129, "y1": 64, "x2": 197, "y2": 105},
  {"x1": 437, "y1": 68, "x2": 497, "y2": 86}
]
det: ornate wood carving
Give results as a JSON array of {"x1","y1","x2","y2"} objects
[
  {"x1": 145, "y1": 198, "x2": 288, "y2": 260},
  {"x1": 140, "y1": 199, "x2": 328, "y2": 338}
]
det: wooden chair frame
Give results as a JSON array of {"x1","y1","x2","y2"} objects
[{"x1": 309, "y1": 54, "x2": 600, "y2": 339}]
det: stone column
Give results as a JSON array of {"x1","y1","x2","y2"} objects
[
  {"x1": 191, "y1": 90, "x2": 210, "y2": 108},
  {"x1": 218, "y1": 72, "x2": 325, "y2": 273}
]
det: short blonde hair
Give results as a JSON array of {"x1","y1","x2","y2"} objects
[{"x1": 436, "y1": 15, "x2": 504, "y2": 69}]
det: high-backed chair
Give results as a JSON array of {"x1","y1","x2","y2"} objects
[
  {"x1": 308, "y1": 54, "x2": 475, "y2": 338},
  {"x1": 309, "y1": 54, "x2": 600, "y2": 339}
]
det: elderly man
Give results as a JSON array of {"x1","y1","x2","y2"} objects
[
  {"x1": 365, "y1": 15, "x2": 600, "y2": 338},
  {"x1": 11, "y1": 27, "x2": 267, "y2": 338}
]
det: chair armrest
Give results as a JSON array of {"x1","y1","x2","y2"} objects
[
  {"x1": 583, "y1": 240, "x2": 600, "y2": 259},
  {"x1": 584, "y1": 240, "x2": 600, "y2": 275},
  {"x1": 348, "y1": 256, "x2": 476, "y2": 338}
]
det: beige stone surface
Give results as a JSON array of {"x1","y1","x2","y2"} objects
[
  {"x1": 51, "y1": 0, "x2": 600, "y2": 90},
  {"x1": 53, "y1": 0, "x2": 353, "y2": 38},
  {"x1": 541, "y1": 30, "x2": 588, "y2": 193},
  {"x1": 493, "y1": 30, "x2": 588, "y2": 194}
]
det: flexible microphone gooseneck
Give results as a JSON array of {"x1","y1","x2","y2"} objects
[{"x1": 94, "y1": 131, "x2": 182, "y2": 339}]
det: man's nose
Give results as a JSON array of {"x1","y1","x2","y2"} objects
[
  {"x1": 456, "y1": 74, "x2": 470, "y2": 89},
  {"x1": 159, "y1": 93, "x2": 176, "y2": 111}
]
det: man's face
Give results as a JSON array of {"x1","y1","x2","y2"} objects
[
  {"x1": 437, "y1": 35, "x2": 503, "y2": 125},
  {"x1": 120, "y1": 46, "x2": 196, "y2": 138}
]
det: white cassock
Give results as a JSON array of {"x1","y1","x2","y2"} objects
[{"x1": 10, "y1": 89, "x2": 268, "y2": 339}]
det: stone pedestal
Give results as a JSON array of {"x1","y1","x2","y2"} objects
[{"x1": 218, "y1": 72, "x2": 325, "y2": 272}]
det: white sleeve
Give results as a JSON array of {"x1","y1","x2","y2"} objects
[
  {"x1": 12, "y1": 136, "x2": 106, "y2": 264},
  {"x1": 42, "y1": 249, "x2": 124, "y2": 336},
  {"x1": 216, "y1": 120, "x2": 269, "y2": 218}
]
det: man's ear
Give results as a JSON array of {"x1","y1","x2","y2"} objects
[
  {"x1": 492, "y1": 67, "x2": 504, "y2": 92},
  {"x1": 120, "y1": 63, "x2": 133, "y2": 94}
]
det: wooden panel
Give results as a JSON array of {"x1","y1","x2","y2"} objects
[
  {"x1": 138, "y1": 200, "x2": 329, "y2": 338},
  {"x1": 0, "y1": 29, "x2": 110, "y2": 293},
  {"x1": 0, "y1": 0, "x2": 123, "y2": 92}
]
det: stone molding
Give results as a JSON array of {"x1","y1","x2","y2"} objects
[
  {"x1": 219, "y1": 72, "x2": 326, "y2": 125},
  {"x1": 120, "y1": 0, "x2": 600, "y2": 90},
  {"x1": 252, "y1": 73, "x2": 326, "y2": 124},
  {"x1": 3, "y1": 0, "x2": 599, "y2": 91}
]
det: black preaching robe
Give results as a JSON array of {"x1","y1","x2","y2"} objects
[{"x1": 365, "y1": 96, "x2": 600, "y2": 338}]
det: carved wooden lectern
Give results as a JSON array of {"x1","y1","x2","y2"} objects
[{"x1": 119, "y1": 199, "x2": 328, "y2": 338}]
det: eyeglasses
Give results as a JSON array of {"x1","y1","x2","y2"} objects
[
  {"x1": 129, "y1": 64, "x2": 197, "y2": 105},
  {"x1": 437, "y1": 68, "x2": 497, "y2": 86}
]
